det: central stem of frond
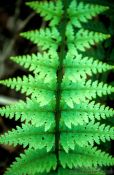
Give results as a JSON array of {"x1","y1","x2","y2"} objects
[{"x1": 55, "y1": 0, "x2": 70, "y2": 172}]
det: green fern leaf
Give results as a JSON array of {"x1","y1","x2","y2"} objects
[
  {"x1": 4, "y1": 149, "x2": 56, "y2": 175},
  {"x1": 60, "y1": 122, "x2": 114, "y2": 152},
  {"x1": 20, "y1": 28, "x2": 61, "y2": 50},
  {"x1": 60, "y1": 145, "x2": 114, "y2": 168},
  {"x1": 74, "y1": 29, "x2": 110, "y2": 51},
  {"x1": 0, "y1": 75, "x2": 56, "y2": 107},
  {"x1": 62, "y1": 80, "x2": 114, "y2": 107},
  {"x1": 61, "y1": 101, "x2": 114, "y2": 127},
  {"x1": 63, "y1": 49, "x2": 113, "y2": 81},
  {"x1": 26, "y1": 1, "x2": 63, "y2": 26},
  {"x1": 10, "y1": 49, "x2": 59, "y2": 74},
  {"x1": 68, "y1": 0, "x2": 109, "y2": 28},
  {"x1": 0, "y1": 98, "x2": 55, "y2": 131},
  {"x1": 0, "y1": 124, "x2": 54, "y2": 151}
]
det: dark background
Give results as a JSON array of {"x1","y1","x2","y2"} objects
[{"x1": 0, "y1": 0, "x2": 114, "y2": 174}]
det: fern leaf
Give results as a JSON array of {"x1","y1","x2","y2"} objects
[
  {"x1": 0, "y1": 73, "x2": 56, "y2": 90},
  {"x1": 4, "y1": 149, "x2": 57, "y2": 175},
  {"x1": 74, "y1": 29, "x2": 110, "y2": 51},
  {"x1": 66, "y1": 25, "x2": 110, "y2": 51},
  {"x1": 60, "y1": 145, "x2": 114, "y2": 168},
  {"x1": 0, "y1": 99, "x2": 55, "y2": 131},
  {"x1": 26, "y1": 1, "x2": 63, "y2": 26},
  {"x1": 60, "y1": 122, "x2": 114, "y2": 152},
  {"x1": 61, "y1": 101, "x2": 114, "y2": 127},
  {"x1": 63, "y1": 49, "x2": 113, "y2": 81},
  {"x1": 62, "y1": 80, "x2": 114, "y2": 107},
  {"x1": 0, "y1": 75, "x2": 56, "y2": 107},
  {"x1": 20, "y1": 28, "x2": 61, "y2": 50},
  {"x1": 68, "y1": 0, "x2": 109, "y2": 28},
  {"x1": 10, "y1": 49, "x2": 59, "y2": 74},
  {"x1": 0, "y1": 124, "x2": 54, "y2": 151}
]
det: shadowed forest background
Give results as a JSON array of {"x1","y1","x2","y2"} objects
[{"x1": 0, "y1": 0, "x2": 114, "y2": 174}]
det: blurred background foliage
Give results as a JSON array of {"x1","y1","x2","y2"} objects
[{"x1": 0, "y1": 0, "x2": 114, "y2": 174}]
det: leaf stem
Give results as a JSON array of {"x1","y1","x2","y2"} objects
[{"x1": 55, "y1": 0, "x2": 71, "y2": 172}]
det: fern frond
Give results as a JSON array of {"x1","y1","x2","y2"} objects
[
  {"x1": 0, "y1": 124, "x2": 54, "y2": 151},
  {"x1": 60, "y1": 145, "x2": 114, "y2": 168},
  {"x1": 61, "y1": 101, "x2": 114, "y2": 127},
  {"x1": 60, "y1": 122, "x2": 114, "y2": 152},
  {"x1": 0, "y1": 73, "x2": 56, "y2": 90},
  {"x1": 10, "y1": 49, "x2": 59, "y2": 74},
  {"x1": 74, "y1": 29, "x2": 110, "y2": 51},
  {"x1": 20, "y1": 28, "x2": 61, "y2": 50},
  {"x1": 0, "y1": 99, "x2": 55, "y2": 131},
  {"x1": 66, "y1": 25, "x2": 110, "y2": 51},
  {"x1": 0, "y1": 75, "x2": 56, "y2": 107},
  {"x1": 68, "y1": 0, "x2": 109, "y2": 28},
  {"x1": 63, "y1": 49, "x2": 113, "y2": 81},
  {"x1": 62, "y1": 80, "x2": 114, "y2": 107},
  {"x1": 5, "y1": 149, "x2": 56, "y2": 175},
  {"x1": 26, "y1": 1, "x2": 63, "y2": 26},
  {"x1": 0, "y1": 0, "x2": 114, "y2": 174}
]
